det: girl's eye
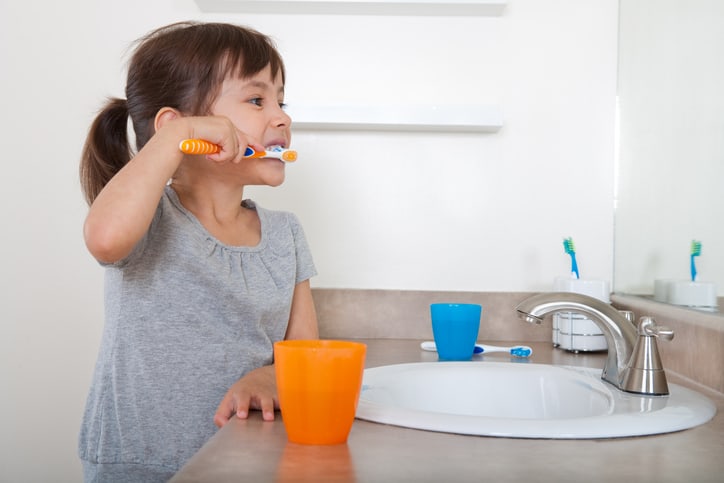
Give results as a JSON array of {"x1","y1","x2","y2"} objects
[{"x1": 248, "y1": 98, "x2": 287, "y2": 110}]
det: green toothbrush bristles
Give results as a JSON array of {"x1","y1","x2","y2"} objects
[{"x1": 563, "y1": 237, "x2": 575, "y2": 254}]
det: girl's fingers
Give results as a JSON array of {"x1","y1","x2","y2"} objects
[
  {"x1": 256, "y1": 396, "x2": 276, "y2": 421},
  {"x1": 213, "y1": 396, "x2": 233, "y2": 428}
]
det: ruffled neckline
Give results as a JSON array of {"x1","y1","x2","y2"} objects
[{"x1": 164, "y1": 185, "x2": 268, "y2": 253}]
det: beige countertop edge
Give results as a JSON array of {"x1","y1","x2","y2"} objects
[{"x1": 171, "y1": 339, "x2": 724, "y2": 483}]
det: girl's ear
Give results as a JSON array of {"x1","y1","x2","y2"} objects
[{"x1": 154, "y1": 107, "x2": 182, "y2": 133}]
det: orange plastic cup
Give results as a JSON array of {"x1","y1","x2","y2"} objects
[{"x1": 274, "y1": 340, "x2": 367, "y2": 445}]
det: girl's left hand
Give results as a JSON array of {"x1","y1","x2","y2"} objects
[{"x1": 213, "y1": 365, "x2": 278, "y2": 427}]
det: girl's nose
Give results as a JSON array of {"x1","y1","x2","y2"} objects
[{"x1": 272, "y1": 105, "x2": 292, "y2": 129}]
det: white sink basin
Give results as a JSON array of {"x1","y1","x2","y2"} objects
[{"x1": 356, "y1": 361, "x2": 716, "y2": 439}]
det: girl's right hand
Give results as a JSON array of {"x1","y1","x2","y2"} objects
[{"x1": 180, "y1": 115, "x2": 265, "y2": 165}]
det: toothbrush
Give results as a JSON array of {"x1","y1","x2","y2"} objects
[
  {"x1": 563, "y1": 237, "x2": 580, "y2": 279},
  {"x1": 690, "y1": 240, "x2": 702, "y2": 281},
  {"x1": 420, "y1": 341, "x2": 532, "y2": 358},
  {"x1": 179, "y1": 139, "x2": 297, "y2": 162}
]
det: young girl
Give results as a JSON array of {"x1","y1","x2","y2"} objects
[{"x1": 78, "y1": 22, "x2": 318, "y2": 482}]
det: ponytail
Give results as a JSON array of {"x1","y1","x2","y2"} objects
[{"x1": 79, "y1": 98, "x2": 132, "y2": 205}]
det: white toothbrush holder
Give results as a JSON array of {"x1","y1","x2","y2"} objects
[{"x1": 552, "y1": 277, "x2": 611, "y2": 352}]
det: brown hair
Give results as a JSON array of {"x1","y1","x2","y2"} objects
[{"x1": 79, "y1": 22, "x2": 286, "y2": 205}]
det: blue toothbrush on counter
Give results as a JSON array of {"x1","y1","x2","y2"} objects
[
  {"x1": 691, "y1": 240, "x2": 702, "y2": 281},
  {"x1": 420, "y1": 341, "x2": 532, "y2": 358},
  {"x1": 563, "y1": 237, "x2": 580, "y2": 279}
]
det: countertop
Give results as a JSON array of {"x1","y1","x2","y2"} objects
[{"x1": 171, "y1": 340, "x2": 724, "y2": 483}]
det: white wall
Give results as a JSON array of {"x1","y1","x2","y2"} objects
[{"x1": 0, "y1": 1, "x2": 617, "y2": 480}]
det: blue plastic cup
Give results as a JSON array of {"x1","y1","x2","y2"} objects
[{"x1": 430, "y1": 303, "x2": 482, "y2": 361}]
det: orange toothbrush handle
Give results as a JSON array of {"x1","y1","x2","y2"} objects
[{"x1": 179, "y1": 139, "x2": 220, "y2": 155}]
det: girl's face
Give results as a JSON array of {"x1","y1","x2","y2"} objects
[{"x1": 210, "y1": 64, "x2": 291, "y2": 187}]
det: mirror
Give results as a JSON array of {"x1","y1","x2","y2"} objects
[{"x1": 614, "y1": 0, "x2": 724, "y2": 312}]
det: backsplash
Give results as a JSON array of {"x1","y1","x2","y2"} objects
[
  {"x1": 313, "y1": 289, "x2": 723, "y2": 395},
  {"x1": 314, "y1": 289, "x2": 556, "y2": 341}
]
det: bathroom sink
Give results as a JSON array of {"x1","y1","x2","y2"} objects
[{"x1": 356, "y1": 361, "x2": 716, "y2": 439}]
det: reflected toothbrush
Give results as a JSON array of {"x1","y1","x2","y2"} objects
[
  {"x1": 691, "y1": 240, "x2": 702, "y2": 281},
  {"x1": 178, "y1": 139, "x2": 297, "y2": 162},
  {"x1": 420, "y1": 341, "x2": 532, "y2": 358},
  {"x1": 563, "y1": 237, "x2": 580, "y2": 279}
]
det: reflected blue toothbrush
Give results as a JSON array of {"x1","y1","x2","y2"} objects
[
  {"x1": 563, "y1": 237, "x2": 579, "y2": 279},
  {"x1": 691, "y1": 240, "x2": 702, "y2": 281},
  {"x1": 420, "y1": 341, "x2": 532, "y2": 358}
]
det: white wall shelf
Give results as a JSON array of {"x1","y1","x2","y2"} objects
[
  {"x1": 285, "y1": 104, "x2": 503, "y2": 132},
  {"x1": 194, "y1": 0, "x2": 507, "y2": 16}
]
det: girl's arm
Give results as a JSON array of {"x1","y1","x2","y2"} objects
[
  {"x1": 213, "y1": 280, "x2": 319, "y2": 426},
  {"x1": 83, "y1": 120, "x2": 187, "y2": 263},
  {"x1": 284, "y1": 279, "x2": 319, "y2": 340},
  {"x1": 83, "y1": 113, "x2": 251, "y2": 263}
]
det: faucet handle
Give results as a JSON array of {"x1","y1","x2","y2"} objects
[
  {"x1": 621, "y1": 316, "x2": 673, "y2": 395},
  {"x1": 639, "y1": 317, "x2": 674, "y2": 340}
]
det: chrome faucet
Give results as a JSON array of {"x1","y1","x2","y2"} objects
[
  {"x1": 621, "y1": 316, "x2": 674, "y2": 395},
  {"x1": 515, "y1": 292, "x2": 638, "y2": 391}
]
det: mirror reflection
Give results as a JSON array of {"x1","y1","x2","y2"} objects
[{"x1": 614, "y1": 0, "x2": 724, "y2": 313}]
